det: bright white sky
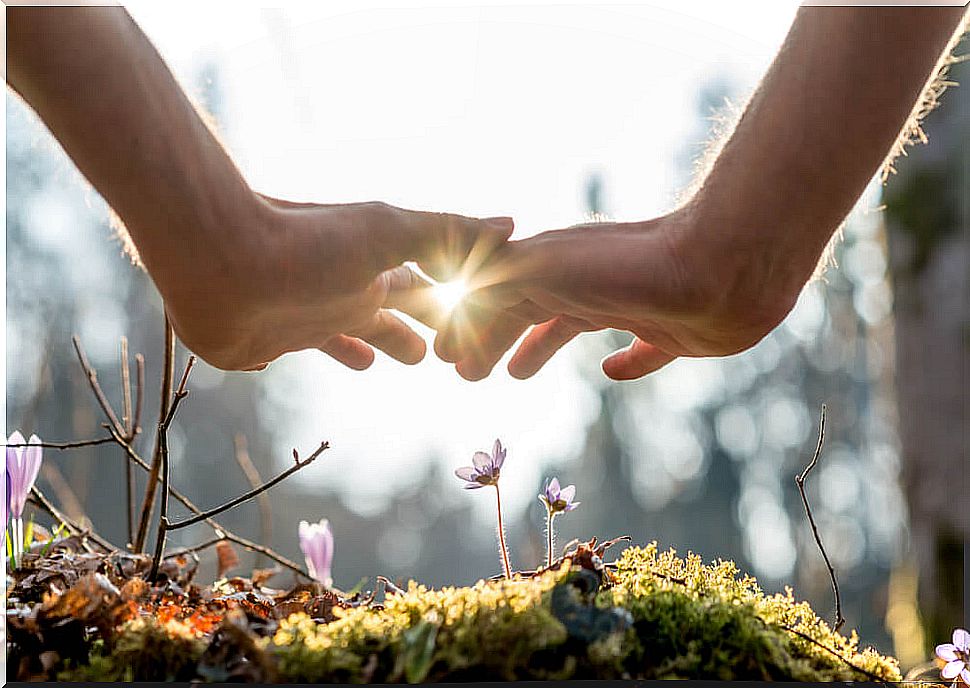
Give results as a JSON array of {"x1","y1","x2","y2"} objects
[{"x1": 124, "y1": 1, "x2": 802, "y2": 518}]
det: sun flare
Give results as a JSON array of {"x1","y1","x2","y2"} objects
[{"x1": 432, "y1": 279, "x2": 469, "y2": 313}]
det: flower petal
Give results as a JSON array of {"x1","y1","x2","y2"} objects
[
  {"x1": 943, "y1": 661, "x2": 966, "y2": 679},
  {"x1": 23, "y1": 435, "x2": 43, "y2": 495},
  {"x1": 492, "y1": 439, "x2": 506, "y2": 469},
  {"x1": 955, "y1": 629, "x2": 970, "y2": 653},
  {"x1": 463, "y1": 482, "x2": 485, "y2": 490},
  {"x1": 960, "y1": 667, "x2": 970, "y2": 687},
  {"x1": 472, "y1": 451, "x2": 492, "y2": 471},
  {"x1": 547, "y1": 477, "x2": 560, "y2": 499},
  {"x1": 938, "y1": 644, "x2": 960, "y2": 662},
  {"x1": 564, "y1": 501, "x2": 581, "y2": 511},
  {"x1": 455, "y1": 466, "x2": 479, "y2": 481},
  {"x1": 559, "y1": 484, "x2": 576, "y2": 504}
]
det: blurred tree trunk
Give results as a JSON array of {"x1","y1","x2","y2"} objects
[{"x1": 883, "y1": 50, "x2": 969, "y2": 643}]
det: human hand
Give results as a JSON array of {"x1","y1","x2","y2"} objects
[
  {"x1": 435, "y1": 206, "x2": 800, "y2": 381},
  {"x1": 159, "y1": 195, "x2": 513, "y2": 371}
]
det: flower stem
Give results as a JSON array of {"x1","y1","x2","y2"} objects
[
  {"x1": 494, "y1": 485, "x2": 512, "y2": 579},
  {"x1": 546, "y1": 511, "x2": 555, "y2": 568},
  {"x1": 12, "y1": 517, "x2": 23, "y2": 569}
]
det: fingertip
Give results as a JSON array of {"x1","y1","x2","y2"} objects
[
  {"x1": 507, "y1": 357, "x2": 537, "y2": 380},
  {"x1": 401, "y1": 338, "x2": 428, "y2": 366},
  {"x1": 455, "y1": 359, "x2": 489, "y2": 382},
  {"x1": 482, "y1": 216, "x2": 515, "y2": 240}
]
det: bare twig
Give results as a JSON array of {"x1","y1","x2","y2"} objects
[
  {"x1": 777, "y1": 624, "x2": 884, "y2": 682},
  {"x1": 133, "y1": 353, "x2": 145, "y2": 438},
  {"x1": 149, "y1": 356, "x2": 195, "y2": 581},
  {"x1": 106, "y1": 425, "x2": 309, "y2": 576},
  {"x1": 794, "y1": 404, "x2": 845, "y2": 634},
  {"x1": 166, "y1": 441, "x2": 327, "y2": 531},
  {"x1": 134, "y1": 317, "x2": 176, "y2": 553},
  {"x1": 121, "y1": 337, "x2": 132, "y2": 436},
  {"x1": 28, "y1": 486, "x2": 115, "y2": 552},
  {"x1": 233, "y1": 434, "x2": 273, "y2": 566},
  {"x1": 3, "y1": 436, "x2": 115, "y2": 450},
  {"x1": 163, "y1": 536, "x2": 226, "y2": 561},
  {"x1": 72, "y1": 335, "x2": 124, "y2": 437}
]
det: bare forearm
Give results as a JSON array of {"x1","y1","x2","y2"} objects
[
  {"x1": 6, "y1": 7, "x2": 259, "y2": 290},
  {"x1": 689, "y1": 6, "x2": 966, "y2": 300}
]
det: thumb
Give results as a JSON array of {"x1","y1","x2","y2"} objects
[{"x1": 370, "y1": 205, "x2": 514, "y2": 281}]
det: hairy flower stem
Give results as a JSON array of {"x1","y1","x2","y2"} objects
[
  {"x1": 493, "y1": 485, "x2": 512, "y2": 579},
  {"x1": 546, "y1": 511, "x2": 556, "y2": 568}
]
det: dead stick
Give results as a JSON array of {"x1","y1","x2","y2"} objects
[
  {"x1": 4, "y1": 437, "x2": 115, "y2": 450},
  {"x1": 148, "y1": 356, "x2": 194, "y2": 580},
  {"x1": 28, "y1": 486, "x2": 115, "y2": 552},
  {"x1": 120, "y1": 337, "x2": 132, "y2": 436},
  {"x1": 72, "y1": 335, "x2": 125, "y2": 436},
  {"x1": 134, "y1": 316, "x2": 175, "y2": 553},
  {"x1": 165, "y1": 441, "x2": 326, "y2": 530},
  {"x1": 234, "y1": 434, "x2": 273, "y2": 566},
  {"x1": 777, "y1": 624, "x2": 883, "y2": 681},
  {"x1": 794, "y1": 404, "x2": 845, "y2": 633},
  {"x1": 106, "y1": 425, "x2": 307, "y2": 575},
  {"x1": 132, "y1": 353, "x2": 145, "y2": 438}
]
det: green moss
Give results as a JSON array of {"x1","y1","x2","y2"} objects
[
  {"x1": 57, "y1": 617, "x2": 206, "y2": 682},
  {"x1": 270, "y1": 544, "x2": 899, "y2": 682},
  {"x1": 55, "y1": 543, "x2": 901, "y2": 682}
]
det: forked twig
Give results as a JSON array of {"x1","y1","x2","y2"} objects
[
  {"x1": 105, "y1": 424, "x2": 309, "y2": 576},
  {"x1": 134, "y1": 317, "x2": 176, "y2": 553},
  {"x1": 167, "y1": 441, "x2": 326, "y2": 531},
  {"x1": 794, "y1": 404, "x2": 844, "y2": 633},
  {"x1": 149, "y1": 356, "x2": 196, "y2": 580}
]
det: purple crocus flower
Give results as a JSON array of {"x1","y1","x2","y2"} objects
[
  {"x1": 539, "y1": 477, "x2": 580, "y2": 515},
  {"x1": 3, "y1": 470, "x2": 9, "y2": 530},
  {"x1": 299, "y1": 518, "x2": 334, "y2": 587},
  {"x1": 6, "y1": 431, "x2": 42, "y2": 520},
  {"x1": 454, "y1": 439, "x2": 506, "y2": 489},
  {"x1": 6, "y1": 431, "x2": 42, "y2": 568},
  {"x1": 937, "y1": 628, "x2": 970, "y2": 687}
]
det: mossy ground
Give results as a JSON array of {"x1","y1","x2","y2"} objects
[{"x1": 56, "y1": 542, "x2": 900, "y2": 682}]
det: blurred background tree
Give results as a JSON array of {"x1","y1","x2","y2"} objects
[{"x1": 883, "y1": 36, "x2": 969, "y2": 650}]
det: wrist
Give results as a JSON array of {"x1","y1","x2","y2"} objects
[{"x1": 671, "y1": 196, "x2": 805, "y2": 344}]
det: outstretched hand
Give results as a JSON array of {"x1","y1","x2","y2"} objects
[
  {"x1": 434, "y1": 208, "x2": 797, "y2": 381},
  {"x1": 162, "y1": 196, "x2": 512, "y2": 371}
]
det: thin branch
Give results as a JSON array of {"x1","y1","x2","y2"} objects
[
  {"x1": 104, "y1": 423, "x2": 309, "y2": 576},
  {"x1": 165, "y1": 441, "x2": 327, "y2": 531},
  {"x1": 28, "y1": 486, "x2": 115, "y2": 553},
  {"x1": 133, "y1": 353, "x2": 145, "y2": 438},
  {"x1": 163, "y1": 536, "x2": 226, "y2": 561},
  {"x1": 121, "y1": 336, "x2": 132, "y2": 436},
  {"x1": 777, "y1": 624, "x2": 884, "y2": 682},
  {"x1": 149, "y1": 355, "x2": 195, "y2": 581},
  {"x1": 233, "y1": 434, "x2": 273, "y2": 566},
  {"x1": 72, "y1": 335, "x2": 124, "y2": 437},
  {"x1": 3, "y1": 436, "x2": 115, "y2": 450},
  {"x1": 794, "y1": 404, "x2": 845, "y2": 634},
  {"x1": 134, "y1": 316, "x2": 176, "y2": 553}
]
